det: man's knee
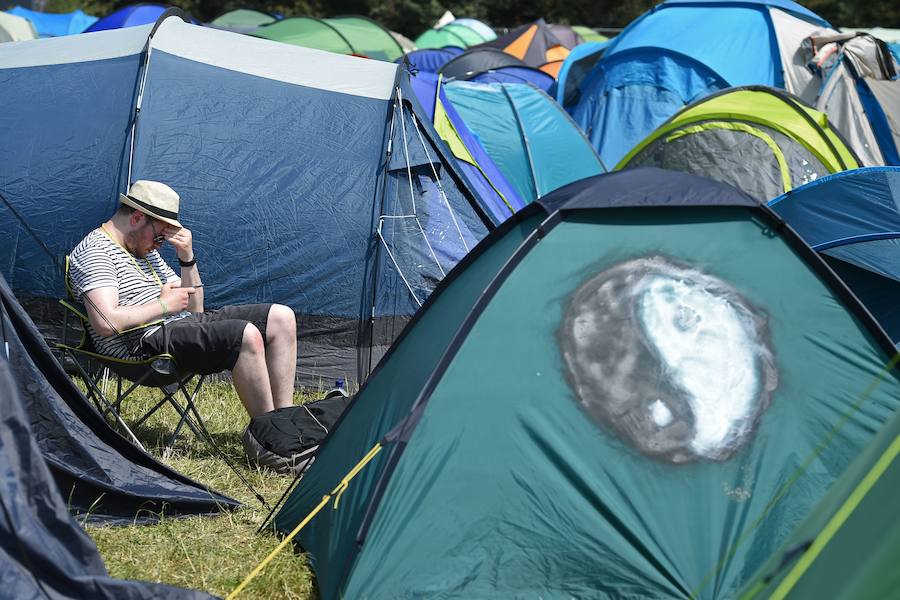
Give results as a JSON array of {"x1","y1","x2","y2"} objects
[
  {"x1": 268, "y1": 304, "x2": 297, "y2": 336},
  {"x1": 241, "y1": 322, "x2": 265, "y2": 355}
]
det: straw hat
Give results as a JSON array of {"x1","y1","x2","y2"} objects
[{"x1": 119, "y1": 180, "x2": 183, "y2": 228}]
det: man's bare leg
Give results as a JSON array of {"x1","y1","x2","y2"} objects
[
  {"x1": 264, "y1": 304, "x2": 297, "y2": 409},
  {"x1": 232, "y1": 323, "x2": 275, "y2": 418}
]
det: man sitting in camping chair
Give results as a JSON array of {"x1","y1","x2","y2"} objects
[{"x1": 67, "y1": 180, "x2": 297, "y2": 469}]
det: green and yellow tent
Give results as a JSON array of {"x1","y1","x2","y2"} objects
[{"x1": 617, "y1": 86, "x2": 860, "y2": 202}]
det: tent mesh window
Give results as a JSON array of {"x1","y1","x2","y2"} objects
[{"x1": 628, "y1": 121, "x2": 831, "y2": 201}]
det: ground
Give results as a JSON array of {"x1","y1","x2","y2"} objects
[{"x1": 83, "y1": 380, "x2": 322, "y2": 599}]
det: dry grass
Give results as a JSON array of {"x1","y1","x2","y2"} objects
[{"x1": 83, "y1": 379, "x2": 322, "y2": 599}]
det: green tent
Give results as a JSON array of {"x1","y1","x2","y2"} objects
[
  {"x1": 209, "y1": 8, "x2": 276, "y2": 31},
  {"x1": 252, "y1": 15, "x2": 404, "y2": 61},
  {"x1": 415, "y1": 22, "x2": 489, "y2": 49},
  {"x1": 272, "y1": 169, "x2": 900, "y2": 599},
  {"x1": 572, "y1": 24, "x2": 608, "y2": 43},
  {"x1": 740, "y1": 398, "x2": 900, "y2": 600},
  {"x1": 617, "y1": 86, "x2": 860, "y2": 202}
]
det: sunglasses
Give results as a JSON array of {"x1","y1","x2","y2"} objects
[{"x1": 147, "y1": 219, "x2": 166, "y2": 245}]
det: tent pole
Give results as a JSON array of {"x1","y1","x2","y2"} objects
[{"x1": 500, "y1": 85, "x2": 541, "y2": 199}]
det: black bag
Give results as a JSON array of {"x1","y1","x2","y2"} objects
[{"x1": 242, "y1": 392, "x2": 351, "y2": 475}]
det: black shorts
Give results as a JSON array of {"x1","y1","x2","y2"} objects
[{"x1": 141, "y1": 304, "x2": 273, "y2": 374}]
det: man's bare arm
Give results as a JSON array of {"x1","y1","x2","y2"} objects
[{"x1": 83, "y1": 283, "x2": 195, "y2": 337}]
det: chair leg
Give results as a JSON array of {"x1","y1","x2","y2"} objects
[
  {"x1": 169, "y1": 377, "x2": 270, "y2": 509},
  {"x1": 71, "y1": 357, "x2": 146, "y2": 451}
]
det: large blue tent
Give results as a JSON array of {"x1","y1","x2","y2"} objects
[
  {"x1": 769, "y1": 167, "x2": 900, "y2": 343},
  {"x1": 7, "y1": 6, "x2": 96, "y2": 36},
  {"x1": 0, "y1": 15, "x2": 490, "y2": 386},
  {"x1": 571, "y1": 0, "x2": 832, "y2": 167}
]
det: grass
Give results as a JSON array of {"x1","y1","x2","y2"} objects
[{"x1": 83, "y1": 379, "x2": 322, "y2": 599}]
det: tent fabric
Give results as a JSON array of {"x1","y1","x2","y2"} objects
[
  {"x1": 554, "y1": 40, "x2": 609, "y2": 108},
  {"x1": 450, "y1": 18, "x2": 495, "y2": 42},
  {"x1": 409, "y1": 72, "x2": 526, "y2": 224},
  {"x1": 0, "y1": 275, "x2": 240, "y2": 524},
  {"x1": 739, "y1": 395, "x2": 900, "y2": 599},
  {"x1": 440, "y1": 46, "x2": 528, "y2": 80},
  {"x1": 402, "y1": 46, "x2": 462, "y2": 73},
  {"x1": 209, "y1": 8, "x2": 277, "y2": 31},
  {"x1": 85, "y1": 4, "x2": 173, "y2": 32},
  {"x1": 274, "y1": 167, "x2": 900, "y2": 599},
  {"x1": 415, "y1": 22, "x2": 486, "y2": 49},
  {"x1": 252, "y1": 15, "x2": 404, "y2": 62},
  {"x1": 768, "y1": 167, "x2": 900, "y2": 341},
  {"x1": 573, "y1": 48, "x2": 729, "y2": 168},
  {"x1": 571, "y1": 0, "x2": 833, "y2": 167},
  {"x1": 468, "y1": 65, "x2": 555, "y2": 92},
  {"x1": 7, "y1": 6, "x2": 97, "y2": 36},
  {"x1": 0, "y1": 351, "x2": 216, "y2": 599},
  {"x1": 812, "y1": 32, "x2": 900, "y2": 166},
  {"x1": 618, "y1": 86, "x2": 859, "y2": 202},
  {"x1": 0, "y1": 17, "x2": 490, "y2": 386},
  {"x1": 571, "y1": 24, "x2": 608, "y2": 43},
  {"x1": 476, "y1": 19, "x2": 571, "y2": 73},
  {"x1": 0, "y1": 11, "x2": 37, "y2": 41},
  {"x1": 444, "y1": 81, "x2": 605, "y2": 202}
]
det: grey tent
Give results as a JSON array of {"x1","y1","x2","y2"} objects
[{"x1": 810, "y1": 31, "x2": 900, "y2": 165}]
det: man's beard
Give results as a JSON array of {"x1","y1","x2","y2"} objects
[{"x1": 123, "y1": 230, "x2": 147, "y2": 258}]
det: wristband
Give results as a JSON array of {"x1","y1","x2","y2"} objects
[
  {"x1": 158, "y1": 297, "x2": 168, "y2": 318},
  {"x1": 178, "y1": 256, "x2": 196, "y2": 267}
]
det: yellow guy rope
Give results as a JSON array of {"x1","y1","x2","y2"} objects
[{"x1": 226, "y1": 442, "x2": 383, "y2": 600}]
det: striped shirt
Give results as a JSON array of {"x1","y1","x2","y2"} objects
[{"x1": 68, "y1": 229, "x2": 188, "y2": 359}]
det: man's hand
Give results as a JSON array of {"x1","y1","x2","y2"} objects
[
  {"x1": 159, "y1": 281, "x2": 195, "y2": 314},
  {"x1": 165, "y1": 227, "x2": 194, "y2": 262}
]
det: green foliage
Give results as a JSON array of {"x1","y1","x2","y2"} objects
[{"x1": 38, "y1": 0, "x2": 900, "y2": 37}]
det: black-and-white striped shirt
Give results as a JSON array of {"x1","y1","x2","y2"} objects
[{"x1": 68, "y1": 229, "x2": 188, "y2": 359}]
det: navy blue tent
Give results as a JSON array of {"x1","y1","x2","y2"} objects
[
  {"x1": 769, "y1": 167, "x2": 900, "y2": 343},
  {"x1": 0, "y1": 15, "x2": 490, "y2": 386},
  {"x1": 402, "y1": 46, "x2": 463, "y2": 73},
  {"x1": 468, "y1": 65, "x2": 555, "y2": 92},
  {"x1": 0, "y1": 352, "x2": 214, "y2": 598}
]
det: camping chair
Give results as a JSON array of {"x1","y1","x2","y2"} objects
[{"x1": 55, "y1": 257, "x2": 207, "y2": 453}]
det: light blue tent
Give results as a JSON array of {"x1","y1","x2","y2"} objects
[
  {"x1": 769, "y1": 167, "x2": 900, "y2": 343},
  {"x1": 0, "y1": 14, "x2": 491, "y2": 385},
  {"x1": 571, "y1": 0, "x2": 832, "y2": 167},
  {"x1": 7, "y1": 6, "x2": 96, "y2": 36},
  {"x1": 554, "y1": 40, "x2": 609, "y2": 109},
  {"x1": 444, "y1": 81, "x2": 605, "y2": 202}
]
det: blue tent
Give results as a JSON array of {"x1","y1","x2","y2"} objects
[
  {"x1": 85, "y1": 4, "x2": 182, "y2": 33},
  {"x1": 554, "y1": 40, "x2": 609, "y2": 109},
  {"x1": 769, "y1": 167, "x2": 900, "y2": 342},
  {"x1": 409, "y1": 72, "x2": 526, "y2": 224},
  {"x1": 468, "y1": 65, "x2": 555, "y2": 92},
  {"x1": 444, "y1": 81, "x2": 606, "y2": 201},
  {"x1": 401, "y1": 46, "x2": 463, "y2": 73},
  {"x1": 7, "y1": 6, "x2": 96, "y2": 36},
  {"x1": 571, "y1": 0, "x2": 832, "y2": 167},
  {"x1": 0, "y1": 15, "x2": 490, "y2": 386}
]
